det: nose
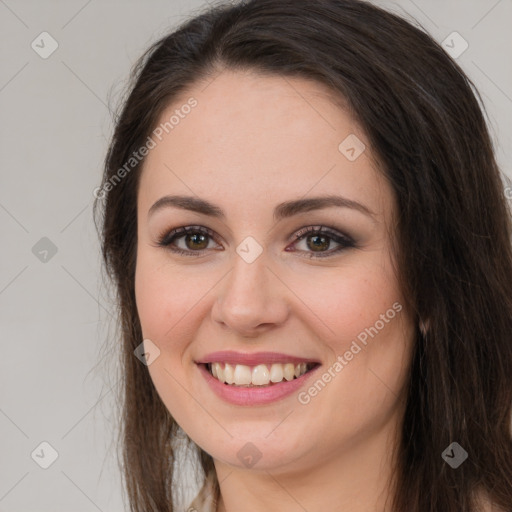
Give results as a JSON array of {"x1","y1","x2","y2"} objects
[{"x1": 211, "y1": 250, "x2": 290, "y2": 338}]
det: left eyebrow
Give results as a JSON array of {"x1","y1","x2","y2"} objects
[{"x1": 148, "y1": 194, "x2": 377, "y2": 222}]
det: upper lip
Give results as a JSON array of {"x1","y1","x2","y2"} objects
[{"x1": 196, "y1": 351, "x2": 321, "y2": 366}]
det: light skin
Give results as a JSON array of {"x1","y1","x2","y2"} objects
[{"x1": 135, "y1": 69, "x2": 416, "y2": 512}]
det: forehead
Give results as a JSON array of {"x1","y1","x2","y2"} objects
[{"x1": 138, "y1": 69, "x2": 392, "y2": 222}]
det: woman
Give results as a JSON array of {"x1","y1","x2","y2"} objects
[{"x1": 94, "y1": 0, "x2": 512, "y2": 510}]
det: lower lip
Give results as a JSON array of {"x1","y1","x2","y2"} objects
[{"x1": 197, "y1": 363, "x2": 321, "y2": 406}]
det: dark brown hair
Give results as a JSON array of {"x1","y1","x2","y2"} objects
[{"x1": 93, "y1": 0, "x2": 512, "y2": 510}]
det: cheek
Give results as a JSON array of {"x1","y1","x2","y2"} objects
[
  {"x1": 295, "y1": 255, "x2": 411, "y2": 432},
  {"x1": 134, "y1": 250, "x2": 198, "y2": 342},
  {"x1": 134, "y1": 252, "x2": 203, "y2": 425},
  {"x1": 134, "y1": 249, "x2": 220, "y2": 386},
  {"x1": 297, "y1": 249, "x2": 403, "y2": 349},
  {"x1": 135, "y1": 265, "x2": 170, "y2": 342}
]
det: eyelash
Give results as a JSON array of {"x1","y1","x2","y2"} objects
[{"x1": 156, "y1": 225, "x2": 356, "y2": 259}]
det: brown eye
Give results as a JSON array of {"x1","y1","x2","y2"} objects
[
  {"x1": 305, "y1": 233, "x2": 331, "y2": 252},
  {"x1": 184, "y1": 232, "x2": 209, "y2": 250},
  {"x1": 157, "y1": 226, "x2": 220, "y2": 257},
  {"x1": 290, "y1": 225, "x2": 356, "y2": 258}
]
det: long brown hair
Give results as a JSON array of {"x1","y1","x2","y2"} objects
[{"x1": 93, "y1": 1, "x2": 512, "y2": 510}]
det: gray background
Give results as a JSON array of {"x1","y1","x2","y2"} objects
[{"x1": 1, "y1": 0, "x2": 511, "y2": 511}]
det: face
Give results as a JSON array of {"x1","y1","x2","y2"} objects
[{"x1": 135, "y1": 68, "x2": 415, "y2": 474}]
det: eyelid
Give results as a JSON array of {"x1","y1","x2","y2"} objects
[
  {"x1": 290, "y1": 224, "x2": 354, "y2": 243},
  {"x1": 158, "y1": 225, "x2": 219, "y2": 246}
]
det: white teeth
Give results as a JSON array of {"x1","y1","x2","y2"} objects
[
  {"x1": 283, "y1": 363, "x2": 295, "y2": 381},
  {"x1": 252, "y1": 364, "x2": 270, "y2": 385},
  {"x1": 269, "y1": 363, "x2": 283, "y2": 383},
  {"x1": 209, "y1": 362, "x2": 311, "y2": 386},
  {"x1": 224, "y1": 363, "x2": 235, "y2": 384},
  {"x1": 215, "y1": 363, "x2": 224, "y2": 382},
  {"x1": 233, "y1": 364, "x2": 252, "y2": 385}
]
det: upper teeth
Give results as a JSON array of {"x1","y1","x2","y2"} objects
[{"x1": 209, "y1": 362, "x2": 309, "y2": 386}]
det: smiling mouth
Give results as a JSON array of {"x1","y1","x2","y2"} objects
[{"x1": 203, "y1": 362, "x2": 320, "y2": 387}]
